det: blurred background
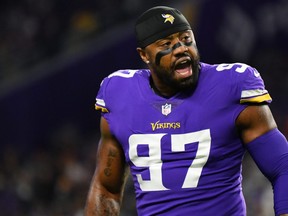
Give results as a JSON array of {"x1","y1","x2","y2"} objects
[{"x1": 0, "y1": 0, "x2": 287, "y2": 215}]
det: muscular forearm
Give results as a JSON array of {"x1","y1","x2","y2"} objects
[
  {"x1": 85, "y1": 118, "x2": 127, "y2": 215},
  {"x1": 85, "y1": 193, "x2": 121, "y2": 216}
]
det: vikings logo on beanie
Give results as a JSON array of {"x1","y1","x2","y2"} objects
[{"x1": 135, "y1": 6, "x2": 191, "y2": 48}]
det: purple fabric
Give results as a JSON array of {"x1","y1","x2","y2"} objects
[
  {"x1": 246, "y1": 128, "x2": 288, "y2": 215},
  {"x1": 95, "y1": 62, "x2": 271, "y2": 215}
]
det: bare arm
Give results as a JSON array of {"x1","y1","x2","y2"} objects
[
  {"x1": 236, "y1": 104, "x2": 288, "y2": 216},
  {"x1": 85, "y1": 117, "x2": 129, "y2": 216},
  {"x1": 236, "y1": 104, "x2": 277, "y2": 144}
]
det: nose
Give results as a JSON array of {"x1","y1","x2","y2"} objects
[{"x1": 172, "y1": 41, "x2": 188, "y2": 55}]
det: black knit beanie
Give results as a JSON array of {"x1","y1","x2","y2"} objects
[{"x1": 135, "y1": 6, "x2": 191, "y2": 48}]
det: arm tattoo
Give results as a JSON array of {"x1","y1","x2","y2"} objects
[
  {"x1": 104, "y1": 149, "x2": 118, "y2": 177},
  {"x1": 94, "y1": 194, "x2": 120, "y2": 216}
]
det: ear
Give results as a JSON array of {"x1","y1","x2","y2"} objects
[{"x1": 136, "y1": 47, "x2": 150, "y2": 64}]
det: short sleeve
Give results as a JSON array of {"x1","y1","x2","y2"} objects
[
  {"x1": 95, "y1": 77, "x2": 110, "y2": 113},
  {"x1": 237, "y1": 66, "x2": 272, "y2": 104}
]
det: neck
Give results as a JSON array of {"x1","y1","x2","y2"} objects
[{"x1": 149, "y1": 77, "x2": 176, "y2": 98}]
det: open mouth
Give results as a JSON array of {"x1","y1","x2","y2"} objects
[{"x1": 174, "y1": 58, "x2": 192, "y2": 76}]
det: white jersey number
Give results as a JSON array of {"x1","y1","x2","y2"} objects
[
  {"x1": 108, "y1": 69, "x2": 138, "y2": 78},
  {"x1": 216, "y1": 63, "x2": 249, "y2": 73},
  {"x1": 128, "y1": 129, "x2": 211, "y2": 191}
]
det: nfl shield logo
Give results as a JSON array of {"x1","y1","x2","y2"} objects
[{"x1": 162, "y1": 103, "x2": 172, "y2": 116}]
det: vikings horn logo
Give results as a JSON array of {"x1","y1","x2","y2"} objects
[{"x1": 161, "y1": 14, "x2": 175, "y2": 24}]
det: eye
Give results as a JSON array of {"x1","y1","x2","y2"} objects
[
  {"x1": 182, "y1": 35, "x2": 192, "y2": 42},
  {"x1": 159, "y1": 41, "x2": 171, "y2": 47},
  {"x1": 180, "y1": 31, "x2": 193, "y2": 43}
]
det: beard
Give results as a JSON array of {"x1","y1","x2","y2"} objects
[{"x1": 153, "y1": 54, "x2": 200, "y2": 93}]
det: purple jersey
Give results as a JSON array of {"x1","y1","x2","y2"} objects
[{"x1": 95, "y1": 62, "x2": 272, "y2": 216}]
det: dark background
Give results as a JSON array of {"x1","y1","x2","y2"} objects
[{"x1": 0, "y1": 0, "x2": 287, "y2": 215}]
